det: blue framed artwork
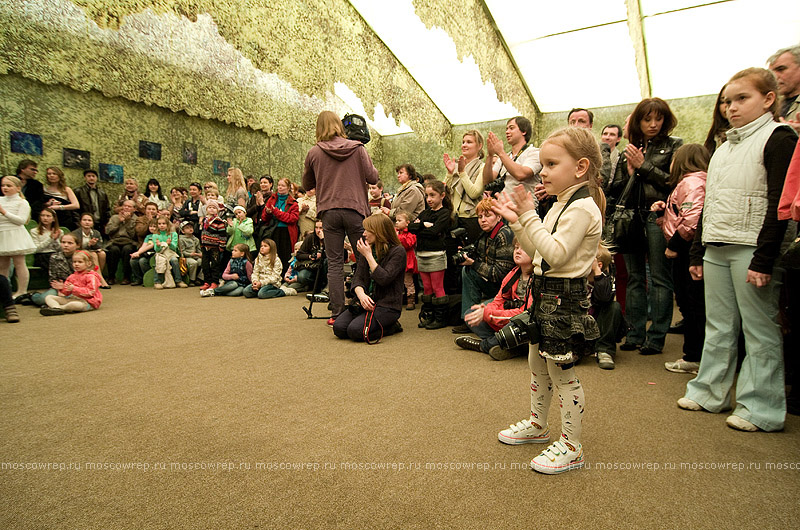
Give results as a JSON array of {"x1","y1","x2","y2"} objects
[
  {"x1": 63, "y1": 148, "x2": 91, "y2": 169},
  {"x1": 99, "y1": 163, "x2": 124, "y2": 184},
  {"x1": 212, "y1": 159, "x2": 230, "y2": 175},
  {"x1": 10, "y1": 131, "x2": 43, "y2": 156},
  {"x1": 139, "y1": 141, "x2": 162, "y2": 160}
]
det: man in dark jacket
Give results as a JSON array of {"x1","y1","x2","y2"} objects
[{"x1": 75, "y1": 169, "x2": 111, "y2": 236}]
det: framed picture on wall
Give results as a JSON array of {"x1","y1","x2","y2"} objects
[
  {"x1": 212, "y1": 159, "x2": 230, "y2": 175},
  {"x1": 10, "y1": 131, "x2": 43, "y2": 156},
  {"x1": 183, "y1": 142, "x2": 197, "y2": 165},
  {"x1": 139, "y1": 141, "x2": 162, "y2": 160},
  {"x1": 63, "y1": 148, "x2": 91, "y2": 169},
  {"x1": 99, "y1": 163, "x2": 124, "y2": 184}
]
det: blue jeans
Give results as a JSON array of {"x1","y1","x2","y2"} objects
[
  {"x1": 155, "y1": 258, "x2": 181, "y2": 285},
  {"x1": 243, "y1": 284, "x2": 285, "y2": 299},
  {"x1": 623, "y1": 214, "x2": 673, "y2": 351},
  {"x1": 32, "y1": 288, "x2": 57, "y2": 307},
  {"x1": 130, "y1": 256, "x2": 151, "y2": 283},
  {"x1": 684, "y1": 245, "x2": 785, "y2": 431},
  {"x1": 461, "y1": 267, "x2": 500, "y2": 319},
  {"x1": 214, "y1": 281, "x2": 245, "y2": 296}
]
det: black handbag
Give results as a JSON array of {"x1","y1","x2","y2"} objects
[{"x1": 604, "y1": 174, "x2": 647, "y2": 254}]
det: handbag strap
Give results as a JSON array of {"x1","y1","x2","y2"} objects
[
  {"x1": 363, "y1": 310, "x2": 383, "y2": 345},
  {"x1": 615, "y1": 171, "x2": 639, "y2": 207},
  {"x1": 541, "y1": 185, "x2": 591, "y2": 274}
]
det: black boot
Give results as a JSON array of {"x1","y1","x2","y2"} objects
[
  {"x1": 426, "y1": 295, "x2": 449, "y2": 330},
  {"x1": 418, "y1": 295, "x2": 434, "y2": 328}
]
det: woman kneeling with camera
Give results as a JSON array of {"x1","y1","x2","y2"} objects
[{"x1": 333, "y1": 213, "x2": 405, "y2": 342}]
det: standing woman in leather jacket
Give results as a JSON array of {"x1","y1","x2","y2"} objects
[{"x1": 610, "y1": 98, "x2": 683, "y2": 355}]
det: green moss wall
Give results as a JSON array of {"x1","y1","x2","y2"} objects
[
  {"x1": 537, "y1": 95, "x2": 717, "y2": 148},
  {"x1": 0, "y1": 73, "x2": 313, "y2": 195}
]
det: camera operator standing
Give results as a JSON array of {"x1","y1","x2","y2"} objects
[{"x1": 452, "y1": 198, "x2": 515, "y2": 333}]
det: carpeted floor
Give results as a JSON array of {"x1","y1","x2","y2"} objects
[{"x1": 1, "y1": 286, "x2": 799, "y2": 529}]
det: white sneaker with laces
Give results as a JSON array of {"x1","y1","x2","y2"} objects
[
  {"x1": 665, "y1": 359, "x2": 699, "y2": 374},
  {"x1": 280, "y1": 285, "x2": 298, "y2": 296},
  {"x1": 531, "y1": 439, "x2": 584, "y2": 474},
  {"x1": 200, "y1": 289, "x2": 215, "y2": 298},
  {"x1": 498, "y1": 419, "x2": 550, "y2": 445}
]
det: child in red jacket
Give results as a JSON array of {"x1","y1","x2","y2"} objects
[
  {"x1": 40, "y1": 250, "x2": 103, "y2": 316},
  {"x1": 395, "y1": 211, "x2": 418, "y2": 310}
]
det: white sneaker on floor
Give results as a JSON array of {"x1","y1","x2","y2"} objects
[
  {"x1": 665, "y1": 359, "x2": 699, "y2": 374},
  {"x1": 280, "y1": 285, "x2": 297, "y2": 296},
  {"x1": 200, "y1": 289, "x2": 215, "y2": 297},
  {"x1": 531, "y1": 439, "x2": 584, "y2": 474},
  {"x1": 726, "y1": 415, "x2": 759, "y2": 432},
  {"x1": 498, "y1": 419, "x2": 550, "y2": 445},
  {"x1": 677, "y1": 397, "x2": 702, "y2": 411},
  {"x1": 597, "y1": 352, "x2": 615, "y2": 370}
]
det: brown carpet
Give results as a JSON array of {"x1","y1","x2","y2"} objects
[{"x1": 1, "y1": 286, "x2": 799, "y2": 529}]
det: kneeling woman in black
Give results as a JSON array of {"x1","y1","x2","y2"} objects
[{"x1": 333, "y1": 213, "x2": 405, "y2": 342}]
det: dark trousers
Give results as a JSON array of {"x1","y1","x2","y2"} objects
[
  {"x1": 333, "y1": 306, "x2": 401, "y2": 342},
  {"x1": 321, "y1": 208, "x2": 365, "y2": 316},
  {"x1": 273, "y1": 226, "x2": 293, "y2": 280},
  {"x1": 201, "y1": 247, "x2": 222, "y2": 284},
  {"x1": 671, "y1": 249, "x2": 705, "y2": 361},
  {"x1": 106, "y1": 243, "x2": 135, "y2": 280},
  {"x1": 594, "y1": 301, "x2": 625, "y2": 357}
]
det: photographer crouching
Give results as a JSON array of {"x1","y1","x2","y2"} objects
[{"x1": 452, "y1": 198, "x2": 515, "y2": 333}]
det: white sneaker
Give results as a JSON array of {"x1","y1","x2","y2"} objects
[
  {"x1": 280, "y1": 285, "x2": 297, "y2": 296},
  {"x1": 531, "y1": 439, "x2": 584, "y2": 474},
  {"x1": 200, "y1": 289, "x2": 215, "y2": 297},
  {"x1": 498, "y1": 419, "x2": 550, "y2": 445},
  {"x1": 597, "y1": 352, "x2": 615, "y2": 370},
  {"x1": 665, "y1": 359, "x2": 699, "y2": 374},
  {"x1": 726, "y1": 415, "x2": 759, "y2": 432},
  {"x1": 677, "y1": 397, "x2": 702, "y2": 411}
]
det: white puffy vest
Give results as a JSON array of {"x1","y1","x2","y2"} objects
[{"x1": 702, "y1": 113, "x2": 787, "y2": 246}]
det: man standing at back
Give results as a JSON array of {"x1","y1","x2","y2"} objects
[
  {"x1": 75, "y1": 169, "x2": 110, "y2": 236},
  {"x1": 483, "y1": 116, "x2": 541, "y2": 201},
  {"x1": 769, "y1": 45, "x2": 800, "y2": 131},
  {"x1": 3, "y1": 159, "x2": 44, "y2": 218}
]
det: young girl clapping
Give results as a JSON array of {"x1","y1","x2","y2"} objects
[
  {"x1": 492, "y1": 127, "x2": 603, "y2": 474},
  {"x1": 0, "y1": 176, "x2": 36, "y2": 299},
  {"x1": 30, "y1": 207, "x2": 62, "y2": 277},
  {"x1": 408, "y1": 179, "x2": 454, "y2": 329}
]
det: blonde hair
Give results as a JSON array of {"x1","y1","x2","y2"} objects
[
  {"x1": 463, "y1": 130, "x2": 485, "y2": 159},
  {"x1": 226, "y1": 168, "x2": 246, "y2": 198},
  {"x1": 156, "y1": 215, "x2": 174, "y2": 232},
  {"x1": 45, "y1": 166, "x2": 67, "y2": 193},
  {"x1": 544, "y1": 127, "x2": 607, "y2": 223},
  {"x1": 72, "y1": 250, "x2": 93, "y2": 267},
  {"x1": 2, "y1": 175, "x2": 24, "y2": 198},
  {"x1": 596, "y1": 244, "x2": 612, "y2": 271},
  {"x1": 316, "y1": 111, "x2": 347, "y2": 143}
]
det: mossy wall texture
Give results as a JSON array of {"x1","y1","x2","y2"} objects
[
  {"x1": 0, "y1": 74, "x2": 312, "y2": 195},
  {"x1": 537, "y1": 95, "x2": 717, "y2": 148}
]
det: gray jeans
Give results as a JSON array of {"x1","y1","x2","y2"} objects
[{"x1": 321, "y1": 208, "x2": 365, "y2": 316}]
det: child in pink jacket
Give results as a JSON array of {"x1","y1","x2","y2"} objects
[
  {"x1": 41, "y1": 250, "x2": 103, "y2": 315},
  {"x1": 651, "y1": 144, "x2": 709, "y2": 374}
]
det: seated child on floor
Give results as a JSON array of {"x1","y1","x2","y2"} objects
[
  {"x1": 41, "y1": 250, "x2": 103, "y2": 316},
  {"x1": 244, "y1": 238, "x2": 290, "y2": 298},
  {"x1": 202, "y1": 243, "x2": 251, "y2": 297}
]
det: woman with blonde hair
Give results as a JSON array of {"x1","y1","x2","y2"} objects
[
  {"x1": 303, "y1": 110, "x2": 379, "y2": 325},
  {"x1": 332, "y1": 213, "x2": 405, "y2": 342},
  {"x1": 42, "y1": 166, "x2": 80, "y2": 229},
  {"x1": 445, "y1": 130, "x2": 486, "y2": 243},
  {"x1": 225, "y1": 168, "x2": 248, "y2": 214}
]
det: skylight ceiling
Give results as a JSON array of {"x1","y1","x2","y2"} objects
[{"x1": 350, "y1": 0, "x2": 800, "y2": 131}]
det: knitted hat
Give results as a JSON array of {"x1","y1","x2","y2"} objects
[
  {"x1": 233, "y1": 205, "x2": 246, "y2": 214},
  {"x1": 206, "y1": 199, "x2": 219, "y2": 209}
]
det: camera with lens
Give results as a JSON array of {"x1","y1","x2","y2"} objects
[
  {"x1": 495, "y1": 310, "x2": 540, "y2": 350},
  {"x1": 450, "y1": 227, "x2": 476, "y2": 265}
]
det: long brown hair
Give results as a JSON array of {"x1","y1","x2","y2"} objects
[
  {"x1": 37, "y1": 207, "x2": 60, "y2": 235},
  {"x1": 362, "y1": 213, "x2": 400, "y2": 262},
  {"x1": 668, "y1": 144, "x2": 710, "y2": 188},
  {"x1": 45, "y1": 166, "x2": 67, "y2": 193},
  {"x1": 704, "y1": 85, "x2": 730, "y2": 155},
  {"x1": 316, "y1": 111, "x2": 346, "y2": 143},
  {"x1": 258, "y1": 238, "x2": 277, "y2": 267}
]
